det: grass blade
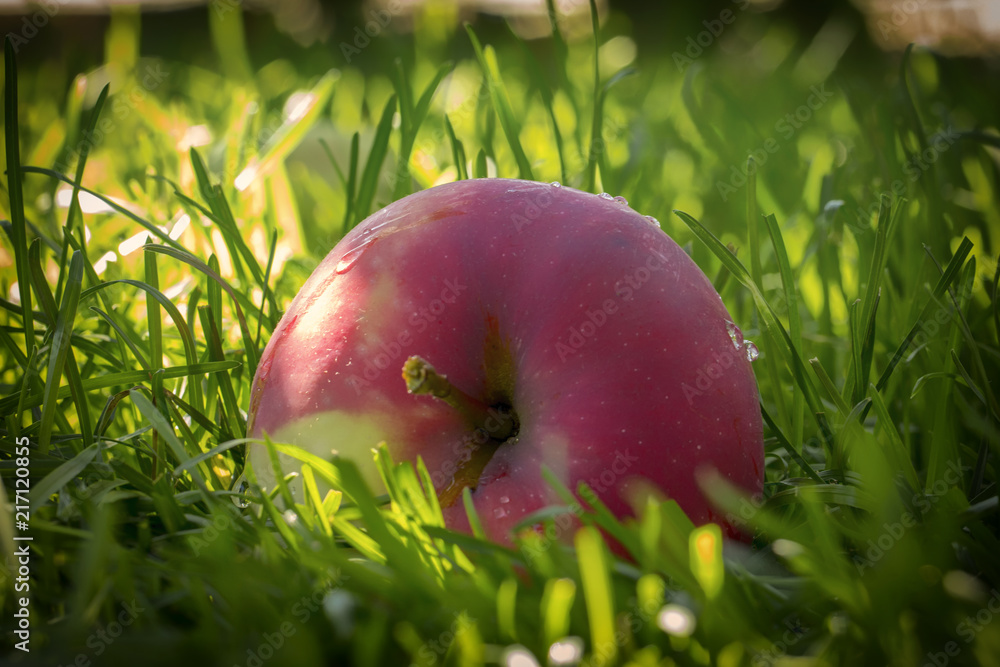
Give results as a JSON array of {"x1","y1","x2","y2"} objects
[
  {"x1": 301, "y1": 464, "x2": 333, "y2": 538},
  {"x1": 21, "y1": 166, "x2": 186, "y2": 251},
  {"x1": 141, "y1": 245, "x2": 258, "y2": 378},
  {"x1": 673, "y1": 208, "x2": 823, "y2": 420},
  {"x1": 145, "y1": 239, "x2": 163, "y2": 372},
  {"x1": 540, "y1": 577, "x2": 575, "y2": 646},
  {"x1": 27, "y1": 239, "x2": 57, "y2": 322},
  {"x1": 130, "y1": 388, "x2": 205, "y2": 487},
  {"x1": 4, "y1": 37, "x2": 34, "y2": 360},
  {"x1": 57, "y1": 84, "x2": 109, "y2": 304},
  {"x1": 761, "y1": 404, "x2": 825, "y2": 483},
  {"x1": 474, "y1": 149, "x2": 488, "y2": 179},
  {"x1": 689, "y1": 524, "x2": 724, "y2": 599},
  {"x1": 0, "y1": 361, "x2": 240, "y2": 414},
  {"x1": 240, "y1": 70, "x2": 339, "y2": 191},
  {"x1": 763, "y1": 211, "x2": 803, "y2": 438},
  {"x1": 38, "y1": 251, "x2": 84, "y2": 453},
  {"x1": 29, "y1": 443, "x2": 100, "y2": 514},
  {"x1": 354, "y1": 95, "x2": 397, "y2": 223},
  {"x1": 444, "y1": 115, "x2": 468, "y2": 181},
  {"x1": 465, "y1": 24, "x2": 534, "y2": 180},
  {"x1": 392, "y1": 61, "x2": 451, "y2": 200},
  {"x1": 198, "y1": 305, "x2": 245, "y2": 437},
  {"x1": 809, "y1": 357, "x2": 850, "y2": 416},
  {"x1": 874, "y1": 237, "x2": 973, "y2": 392},
  {"x1": 585, "y1": 0, "x2": 601, "y2": 190},
  {"x1": 575, "y1": 526, "x2": 616, "y2": 664},
  {"x1": 89, "y1": 306, "x2": 151, "y2": 372}
]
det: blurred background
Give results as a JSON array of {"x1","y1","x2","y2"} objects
[
  {"x1": 0, "y1": 0, "x2": 996, "y2": 358},
  {"x1": 2, "y1": 0, "x2": 998, "y2": 317},
  {"x1": 4, "y1": 0, "x2": 1000, "y2": 54},
  {"x1": 1, "y1": 0, "x2": 998, "y2": 368}
]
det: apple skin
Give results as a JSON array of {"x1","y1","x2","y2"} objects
[{"x1": 247, "y1": 178, "x2": 763, "y2": 544}]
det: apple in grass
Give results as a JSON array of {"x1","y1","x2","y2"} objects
[{"x1": 246, "y1": 178, "x2": 763, "y2": 545}]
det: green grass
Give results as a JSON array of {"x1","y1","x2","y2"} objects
[{"x1": 2, "y1": 3, "x2": 1000, "y2": 666}]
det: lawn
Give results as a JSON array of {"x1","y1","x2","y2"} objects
[{"x1": 1, "y1": 1, "x2": 999, "y2": 665}]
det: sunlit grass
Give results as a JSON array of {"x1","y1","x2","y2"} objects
[{"x1": 1, "y1": 2, "x2": 999, "y2": 665}]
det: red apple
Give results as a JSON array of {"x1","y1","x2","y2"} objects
[{"x1": 246, "y1": 178, "x2": 763, "y2": 545}]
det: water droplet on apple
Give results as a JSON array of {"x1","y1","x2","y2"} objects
[
  {"x1": 499, "y1": 495, "x2": 510, "y2": 504},
  {"x1": 598, "y1": 192, "x2": 614, "y2": 200},
  {"x1": 613, "y1": 195, "x2": 628, "y2": 206},
  {"x1": 335, "y1": 239, "x2": 375, "y2": 274},
  {"x1": 494, "y1": 507, "x2": 509, "y2": 519},
  {"x1": 549, "y1": 181, "x2": 562, "y2": 188},
  {"x1": 745, "y1": 340, "x2": 760, "y2": 362},
  {"x1": 725, "y1": 320, "x2": 744, "y2": 350},
  {"x1": 645, "y1": 215, "x2": 660, "y2": 228},
  {"x1": 367, "y1": 219, "x2": 392, "y2": 234}
]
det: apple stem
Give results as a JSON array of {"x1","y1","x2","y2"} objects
[{"x1": 402, "y1": 355, "x2": 516, "y2": 441}]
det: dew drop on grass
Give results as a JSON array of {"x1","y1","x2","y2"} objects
[
  {"x1": 613, "y1": 195, "x2": 628, "y2": 205},
  {"x1": 230, "y1": 474, "x2": 250, "y2": 508},
  {"x1": 745, "y1": 340, "x2": 760, "y2": 362},
  {"x1": 598, "y1": 192, "x2": 614, "y2": 200}
]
